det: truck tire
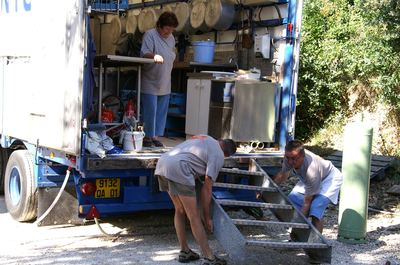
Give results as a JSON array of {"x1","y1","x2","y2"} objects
[
  {"x1": 0, "y1": 147, "x2": 12, "y2": 194},
  {"x1": 4, "y1": 150, "x2": 38, "y2": 221}
]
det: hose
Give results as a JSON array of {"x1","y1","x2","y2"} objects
[
  {"x1": 94, "y1": 217, "x2": 119, "y2": 237},
  {"x1": 34, "y1": 167, "x2": 72, "y2": 226}
]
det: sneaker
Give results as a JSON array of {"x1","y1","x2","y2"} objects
[
  {"x1": 143, "y1": 139, "x2": 154, "y2": 148},
  {"x1": 152, "y1": 139, "x2": 165, "y2": 148},
  {"x1": 178, "y1": 249, "x2": 200, "y2": 263},
  {"x1": 201, "y1": 256, "x2": 227, "y2": 265}
]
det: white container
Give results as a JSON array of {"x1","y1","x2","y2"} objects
[{"x1": 119, "y1": 131, "x2": 145, "y2": 151}]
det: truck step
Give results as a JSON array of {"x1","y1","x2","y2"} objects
[
  {"x1": 216, "y1": 199, "x2": 293, "y2": 210},
  {"x1": 213, "y1": 182, "x2": 277, "y2": 192},
  {"x1": 220, "y1": 168, "x2": 265, "y2": 177},
  {"x1": 233, "y1": 219, "x2": 309, "y2": 229},
  {"x1": 246, "y1": 240, "x2": 329, "y2": 249}
]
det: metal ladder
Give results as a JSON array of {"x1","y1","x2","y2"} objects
[{"x1": 212, "y1": 160, "x2": 332, "y2": 264}]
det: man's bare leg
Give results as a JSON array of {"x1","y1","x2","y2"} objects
[
  {"x1": 178, "y1": 194, "x2": 214, "y2": 260},
  {"x1": 169, "y1": 193, "x2": 190, "y2": 251}
]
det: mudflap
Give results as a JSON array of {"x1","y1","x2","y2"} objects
[{"x1": 37, "y1": 185, "x2": 84, "y2": 226}]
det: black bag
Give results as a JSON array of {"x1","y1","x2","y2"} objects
[{"x1": 115, "y1": 33, "x2": 142, "y2": 57}]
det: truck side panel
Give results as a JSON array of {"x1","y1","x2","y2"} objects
[{"x1": 0, "y1": 0, "x2": 85, "y2": 155}]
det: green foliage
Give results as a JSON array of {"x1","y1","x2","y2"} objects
[{"x1": 296, "y1": 0, "x2": 400, "y2": 140}]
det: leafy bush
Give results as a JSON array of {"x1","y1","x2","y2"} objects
[{"x1": 296, "y1": 0, "x2": 400, "y2": 140}]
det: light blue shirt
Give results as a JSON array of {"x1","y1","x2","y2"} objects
[{"x1": 140, "y1": 28, "x2": 176, "y2": 95}]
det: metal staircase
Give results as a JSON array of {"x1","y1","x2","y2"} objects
[{"x1": 212, "y1": 160, "x2": 332, "y2": 264}]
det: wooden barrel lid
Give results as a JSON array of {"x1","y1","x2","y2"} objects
[
  {"x1": 205, "y1": 0, "x2": 222, "y2": 28},
  {"x1": 162, "y1": 4, "x2": 174, "y2": 13},
  {"x1": 126, "y1": 10, "x2": 137, "y2": 34},
  {"x1": 175, "y1": 2, "x2": 190, "y2": 32},
  {"x1": 101, "y1": 23, "x2": 116, "y2": 54},
  {"x1": 205, "y1": 0, "x2": 234, "y2": 30},
  {"x1": 110, "y1": 16, "x2": 125, "y2": 44},
  {"x1": 190, "y1": 1, "x2": 207, "y2": 30},
  {"x1": 138, "y1": 8, "x2": 161, "y2": 33}
]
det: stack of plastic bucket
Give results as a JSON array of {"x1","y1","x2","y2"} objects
[{"x1": 192, "y1": 40, "x2": 215, "y2": 63}]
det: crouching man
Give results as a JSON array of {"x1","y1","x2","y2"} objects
[{"x1": 273, "y1": 140, "x2": 343, "y2": 233}]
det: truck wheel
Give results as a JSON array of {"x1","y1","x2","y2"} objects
[
  {"x1": 0, "y1": 147, "x2": 12, "y2": 194},
  {"x1": 4, "y1": 150, "x2": 38, "y2": 221}
]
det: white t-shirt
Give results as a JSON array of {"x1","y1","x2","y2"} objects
[{"x1": 282, "y1": 150, "x2": 343, "y2": 204}]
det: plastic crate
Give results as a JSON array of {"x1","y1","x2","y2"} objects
[
  {"x1": 169, "y1": 93, "x2": 186, "y2": 114},
  {"x1": 90, "y1": 0, "x2": 128, "y2": 11}
]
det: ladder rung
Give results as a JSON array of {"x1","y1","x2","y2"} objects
[
  {"x1": 213, "y1": 182, "x2": 277, "y2": 192},
  {"x1": 216, "y1": 199, "x2": 292, "y2": 210},
  {"x1": 233, "y1": 219, "x2": 309, "y2": 229},
  {"x1": 220, "y1": 168, "x2": 265, "y2": 177},
  {"x1": 246, "y1": 240, "x2": 329, "y2": 249}
]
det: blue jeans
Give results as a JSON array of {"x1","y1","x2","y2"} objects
[
  {"x1": 288, "y1": 191, "x2": 331, "y2": 220},
  {"x1": 141, "y1": 93, "x2": 170, "y2": 138}
]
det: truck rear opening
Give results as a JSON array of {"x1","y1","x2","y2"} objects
[{"x1": 1, "y1": 0, "x2": 302, "y2": 224}]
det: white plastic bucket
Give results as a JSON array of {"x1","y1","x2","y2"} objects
[
  {"x1": 119, "y1": 131, "x2": 145, "y2": 151},
  {"x1": 192, "y1": 41, "x2": 215, "y2": 63}
]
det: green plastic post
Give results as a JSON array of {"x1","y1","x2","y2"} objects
[{"x1": 338, "y1": 121, "x2": 373, "y2": 244}]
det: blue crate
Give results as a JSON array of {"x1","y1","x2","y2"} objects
[
  {"x1": 165, "y1": 116, "x2": 185, "y2": 137},
  {"x1": 91, "y1": 0, "x2": 128, "y2": 11},
  {"x1": 169, "y1": 93, "x2": 186, "y2": 115},
  {"x1": 169, "y1": 93, "x2": 186, "y2": 107}
]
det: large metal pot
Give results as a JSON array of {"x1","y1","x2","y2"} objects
[{"x1": 205, "y1": 0, "x2": 235, "y2": 31}]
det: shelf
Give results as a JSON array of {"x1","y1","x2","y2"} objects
[
  {"x1": 94, "y1": 55, "x2": 154, "y2": 68},
  {"x1": 168, "y1": 113, "x2": 186, "y2": 118}
]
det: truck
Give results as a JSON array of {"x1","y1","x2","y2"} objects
[{"x1": 1, "y1": 1, "x2": 331, "y2": 262}]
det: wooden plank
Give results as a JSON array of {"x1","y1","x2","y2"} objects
[
  {"x1": 387, "y1": 185, "x2": 400, "y2": 195},
  {"x1": 328, "y1": 151, "x2": 395, "y2": 163},
  {"x1": 329, "y1": 161, "x2": 383, "y2": 173},
  {"x1": 325, "y1": 157, "x2": 390, "y2": 167},
  {"x1": 324, "y1": 150, "x2": 395, "y2": 179}
]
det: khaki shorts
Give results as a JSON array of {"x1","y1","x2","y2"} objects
[{"x1": 157, "y1": 175, "x2": 196, "y2": 197}]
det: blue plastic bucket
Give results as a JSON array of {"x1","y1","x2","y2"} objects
[{"x1": 192, "y1": 41, "x2": 215, "y2": 63}]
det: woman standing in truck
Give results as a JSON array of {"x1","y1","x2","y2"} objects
[{"x1": 140, "y1": 11, "x2": 178, "y2": 148}]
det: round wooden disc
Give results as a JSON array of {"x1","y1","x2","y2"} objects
[
  {"x1": 110, "y1": 16, "x2": 122, "y2": 44},
  {"x1": 175, "y1": 2, "x2": 190, "y2": 32},
  {"x1": 139, "y1": 8, "x2": 161, "y2": 33},
  {"x1": 205, "y1": 0, "x2": 222, "y2": 28},
  {"x1": 161, "y1": 4, "x2": 174, "y2": 13},
  {"x1": 126, "y1": 10, "x2": 137, "y2": 34},
  {"x1": 138, "y1": 9, "x2": 148, "y2": 33},
  {"x1": 190, "y1": 2, "x2": 206, "y2": 30}
]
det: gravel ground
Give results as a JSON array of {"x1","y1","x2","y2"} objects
[{"x1": 1, "y1": 176, "x2": 399, "y2": 265}]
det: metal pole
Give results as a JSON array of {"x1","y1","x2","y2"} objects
[
  {"x1": 137, "y1": 66, "x2": 141, "y2": 122},
  {"x1": 98, "y1": 62, "x2": 103, "y2": 123}
]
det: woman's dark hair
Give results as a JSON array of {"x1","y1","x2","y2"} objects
[
  {"x1": 156, "y1": 11, "x2": 178, "y2": 28},
  {"x1": 285, "y1": 140, "x2": 305, "y2": 156}
]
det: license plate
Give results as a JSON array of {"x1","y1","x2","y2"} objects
[{"x1": 95, "y1": 178, "x2": 120, "y2": 198}]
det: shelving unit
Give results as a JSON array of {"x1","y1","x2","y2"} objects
[{"x1": 93, "y1": 55, "x2": 154, "y2": 123}]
